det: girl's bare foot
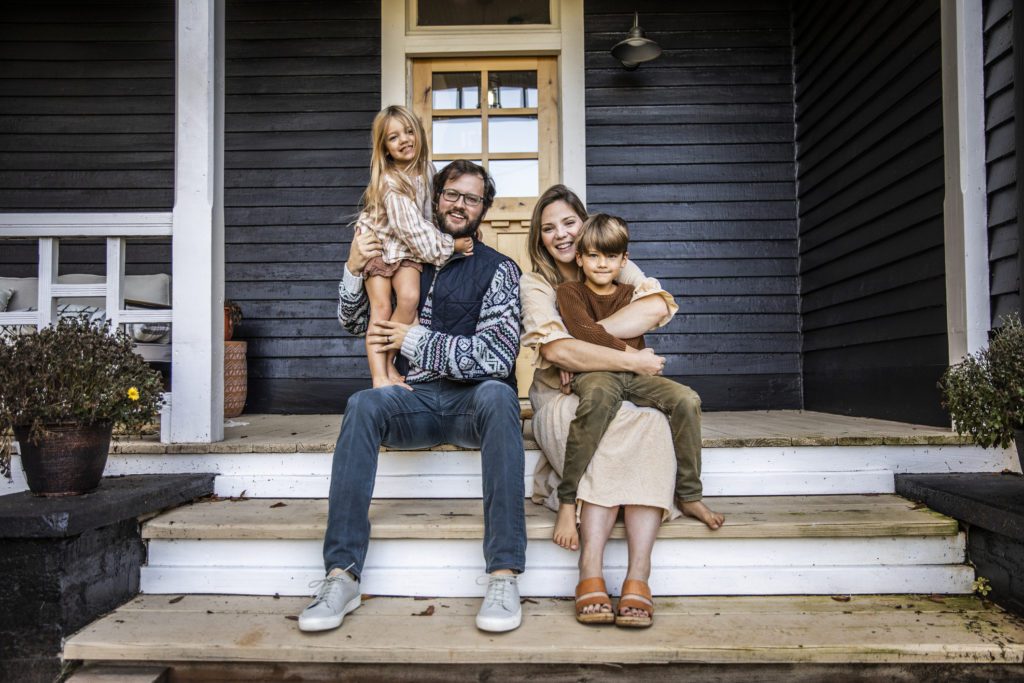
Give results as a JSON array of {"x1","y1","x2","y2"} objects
[
  {"x1": 553, "y1": 503, "x2": 579, "y2": 550},
  {"x1": 386, "y1": 364, "x2": 405, "y2": 383},
  {"x1": 372, "y1": 372, "x2": 412, "y2": 391},
  {"x1": 680, "y1": 500, "x2": 725, "y2": 530}
]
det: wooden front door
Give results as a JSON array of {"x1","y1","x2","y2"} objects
[{"x1": 412, "y1": 56, "x2": 560, "y2": 396}]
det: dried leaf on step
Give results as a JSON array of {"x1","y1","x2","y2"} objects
[
  {"x1": 168, "y1": 595, "x2": 184, "y2": 604},
  {"x1": 270, "y1": 502, "x2": 287, "y2": 508},
  {"x1": 285, "y1": 615, "x2": 299, "y2": 621},
  {"x1": 413, "y1": 605, "x2": 435, "y2": 616},
  {"x1": 925, "y1": 595, "x2": 946, "y2": 603},
  {"x1": 909, "y1": 502, "x2": 927, "y2": 510},
  {"x1": 521, "y1": 598, "x2": 538, "y2": 604},
  {"x1": 830, "y1": 595, "x2": 851, "y2": 602},
  {"x1": 361, "y1": 594, "x2": 377, "y2": 601}
]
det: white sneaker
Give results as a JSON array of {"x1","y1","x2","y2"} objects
[
  {"x1": 475, "y1": 574, "x2": 522, "y2": 633},
  {"x1": 298, "y1": 571, "x2": 361, "y2": 632}
]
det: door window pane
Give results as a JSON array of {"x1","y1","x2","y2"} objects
[
  {"x1": 489, "y1": 116, "x2": 537, "y2": 153},
  {"x1": 490, "y1": 159, "x2": 538, "y2": 197},
  {"x1": 432, "y1": 117, "x2": 482, "y2": 154},
  {"x1": 432, "y1": 73, "x2": 480, "y2": 110},
  {"x1": 487, "y1": 72, "x2": 538, "y2": 109},
  {"x1": 433, "y1": 159, "x2": 482, "y2": 174},
  {"x1": 418, "y1": 0, "x2": 550, "y2": 26}
]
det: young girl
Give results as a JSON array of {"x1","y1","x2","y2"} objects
[{"x1": 355, "y1": 105, "x2": 473, "y2": 387}]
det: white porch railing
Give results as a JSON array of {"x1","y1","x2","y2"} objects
[{"x1": 0, "y1": 212, "x2": 173, "y2": 332}]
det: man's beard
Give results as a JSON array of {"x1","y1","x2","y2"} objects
[{"x1": 438, "y1": 207, "x2": 482, "y2": 238}]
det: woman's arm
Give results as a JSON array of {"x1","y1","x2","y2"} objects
[
  {"x1": 598, "y1": 293, "x2": 670, "y2": 339},
  {"x1": 540, "y1": 337, "x2": 665, "y2": 376}
]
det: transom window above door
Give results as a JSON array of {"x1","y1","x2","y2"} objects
[{"x1": 414, "y1": 0, "x2": 552, "y2": 26}]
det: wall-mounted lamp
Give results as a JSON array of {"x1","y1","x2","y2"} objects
[{"x1": 610, "y1": 12, "x2": 662, "y2": 70}]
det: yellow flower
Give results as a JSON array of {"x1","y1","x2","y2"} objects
[{"x1": 127, "y1": 387, "x2": 140, "y2": 401}]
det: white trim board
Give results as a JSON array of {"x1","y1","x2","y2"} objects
[
  {"x1": 380, "y1": 0, "x2": 587, "y2": 199},
  {"x1": 2, "y1": 443, "x2": 1015, "y2": 498},
  {"x1": 941, "y1": 0, "x2": 991, "y2": 362}
]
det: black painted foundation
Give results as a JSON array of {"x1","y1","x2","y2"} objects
[
  {"x1": 896, "y1": 472, "x2": 1024, "y2": 616},
  {"x1": 0, "y1": 474, "x2": 214, "y2": 683}
]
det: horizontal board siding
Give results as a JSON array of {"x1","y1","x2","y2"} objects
[
  {"x1": 793, "y1": 0, "x2": 948, "y2": 425},
  {"x1": 984, "y1": 0, "x2": 1020, "y2": 321},
  {"x1": 584, "y1": 1, "x2": 800, "y2": 410},
  {"x1": 0, "y1": 0, "x2": 174, "y2": 278},
  {"x1": 224, "y1": 0, "x2": 378, "y2": 413}
]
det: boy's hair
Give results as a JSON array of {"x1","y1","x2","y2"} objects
[{"x1": 576, "y1": 213, "x2": 630, "y2": 256}]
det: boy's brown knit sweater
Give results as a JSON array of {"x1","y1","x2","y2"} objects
[{"x1": 556, "y1": 280, "x2": 645, "y2": 352}]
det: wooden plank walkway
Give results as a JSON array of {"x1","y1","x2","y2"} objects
[
  {"x1": 108, "y1": 410, "x2": 970, "y2": 454},
  {"x1": 141, "y1": 495, "x2": 959, "y2": 541},
  {"x1": 64, "y1": 594, "x2": 1024, "y2": 665}
]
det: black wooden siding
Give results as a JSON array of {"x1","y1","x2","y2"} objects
[
  {"x1": 0, "y1": 0, "x2": 174, "y2": 276},
  {"x1": 584, "y1": 0, "x2": 801, "y2": 410},
  {"x1": 793, "y1": 0, "x2": 948, "y2": 425},
  {"x1": 984, "y1": 0, "x2": 1020, "y2": 322},
  {"x1": 223, "y1": 0, "x2": 379, "y2": 412}
]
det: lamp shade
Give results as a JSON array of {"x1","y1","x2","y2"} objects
[{"x1": 610, "y1": 12, "x2": 662, "y2": 70}]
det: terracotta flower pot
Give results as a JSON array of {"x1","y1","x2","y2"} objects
[{"x1": 14, "y1": 422, "x2": 113, "y2": 496}]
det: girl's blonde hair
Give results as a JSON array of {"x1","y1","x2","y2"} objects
[
  {"x1": 527, "y1": 184, "x2": 588, "y2": 286},
  {"x1": 360, "y1": 105, "x2": 431, "y2": 221}
]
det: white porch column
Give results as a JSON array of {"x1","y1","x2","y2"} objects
[
  {"x1": 941, "y1": 0, "x2": 991, "y2": 362},
  {"x1": 171, "y1": 0, "x2": 225, "y2": 442}
]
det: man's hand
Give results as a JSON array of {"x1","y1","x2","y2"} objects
[
  {"x1": 628, "y1": 347, "x2": 666, "y2": 376},
  {"x1": 347, "y1": 226, "x2": 384, "y2": 276},
  {"x1": 559, "y1": 369, "x2": 574, "y2": 395},
  {"x1": 454, "y1": 236, "x2": 474, "y2": 256},
  {"x1": 369, "y1": 319, "x2": 412, "y2": 353}
]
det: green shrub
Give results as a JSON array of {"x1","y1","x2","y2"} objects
[
  {"x1": 940, "y1": 313, "x2": 1024, "y2": 449},
  {"x1": 0, "y1": 315, "x2": 164, "y2": 477}
]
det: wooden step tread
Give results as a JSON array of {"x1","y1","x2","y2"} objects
[
  {"x1": 142, "y1": 494, "x2": 959, "y2": 540},
  {"x1": 101, "y1": 410, "x2": 982, "y2": 455},
  {"x1": 64, "y1": 594, "x2": 1024, "y2": 665}
]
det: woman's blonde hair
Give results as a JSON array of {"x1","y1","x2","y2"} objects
[
  {"x1": 527, "y1": 184, "x2": 588, "y2": 286},
  {"x1": 360, "y1": 105, "x2": 431, "y2": 221}
]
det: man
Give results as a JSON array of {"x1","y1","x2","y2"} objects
[{"x1": 299, "y1": 160, "x2": 526, "y2": 634}]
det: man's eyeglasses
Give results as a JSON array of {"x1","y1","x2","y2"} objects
[{"x1": 440, "y1": 188, "x2": 484, "y2": 208}]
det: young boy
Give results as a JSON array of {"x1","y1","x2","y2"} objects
[{"x1": 553, "y1": 213, "x2": 724, "y2": 550}]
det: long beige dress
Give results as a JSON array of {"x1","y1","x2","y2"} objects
[{"x1": 520, "y1": 261, "x2": 683, "y2": 520}]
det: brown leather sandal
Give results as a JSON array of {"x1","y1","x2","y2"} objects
[
  {"x1": 575, "y1": 577, "x2": 615, "y2": 624},
  {"x1": 616, "y1": 578, "x2": 654, "y2": 628}
]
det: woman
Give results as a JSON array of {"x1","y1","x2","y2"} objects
[{"x1": 521, "y1": 185, "x2": 724, "y2": 627}]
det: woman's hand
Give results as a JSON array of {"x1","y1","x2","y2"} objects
[
  {"x1": 347, "y1": 227, "x2": 384, "y2": 275},
  {"x1": 368, "y1": 319, "x2": 412, "y2": 353},
  {"x1": 627, "y1": 347, "x2": 666, "y2": 376},
  {"x1": 559, "y1": 369, "x2": 574, "y2": 395}
]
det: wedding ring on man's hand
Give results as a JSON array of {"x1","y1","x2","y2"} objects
[{"x1": 387, "y1": 335, "x2": 392, "y2": 343}]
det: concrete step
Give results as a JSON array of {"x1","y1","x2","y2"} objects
[
  {"x1": 138, "y1": 495, "x2": 974, "y2": 597},
  {"x1": 63, "y1": 594, "x2": 1024, "y2": 675}
]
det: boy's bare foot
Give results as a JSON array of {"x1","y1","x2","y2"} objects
[
  {"x1": 553, "y1": 503, "x2": 579, "y2": 550},
  {"x1": 680, "y1": 499, "x2": 725, "y2": 530}
]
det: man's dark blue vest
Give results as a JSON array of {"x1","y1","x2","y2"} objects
[{"x1": 396, "y1": 238, "x2": 518, "y2": 393}]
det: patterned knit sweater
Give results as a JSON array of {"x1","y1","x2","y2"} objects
[{"x1": 337, "y1": 253, "x2": 521, "y2": 385}]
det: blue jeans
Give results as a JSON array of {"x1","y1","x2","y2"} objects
[{"x1": 323, "y1": 379, "x2": 526, "y2": 578}]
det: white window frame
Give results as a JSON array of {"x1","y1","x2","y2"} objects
[{"x1": 381, "y1": 0, "x2": 586, "y2": 200}]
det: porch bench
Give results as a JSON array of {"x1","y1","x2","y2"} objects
[{"x1": 0, "y1": 273, "x2": 172, "y2": 362}]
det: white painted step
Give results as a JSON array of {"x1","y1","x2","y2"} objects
[
  {"x1": 138, "y1": 496, "x2": 974, "y2": 597},
  {"x1": 7, "y1": 442, "x2": 1013, "y2": 498}
]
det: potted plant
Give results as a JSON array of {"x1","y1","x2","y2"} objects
[
  {"x1": 940, "y1": 312, "x2": 1024, "y2": 470},
  {"x1": 225, "y1": 300, "x2": 243, "y2": 341},
  {"x1": 0, "y1": 315, "x2": 164, "y2": 496}
]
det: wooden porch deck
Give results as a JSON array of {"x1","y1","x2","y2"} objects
[{"x1": 111, "y1": 410, "x2": 968, "y2": 454}]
